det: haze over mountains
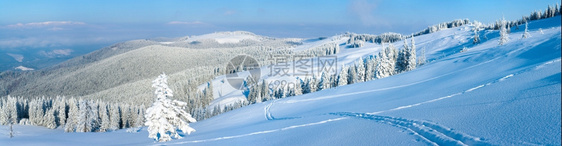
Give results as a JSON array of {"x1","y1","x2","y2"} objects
[
  {"x1": 0, "y1": 31, "x2": 299, "y2": 103},
  {"x1": 1, "y1": 11, "x2": 560, "y2": 146},
  {"x1": 0, "y1": 3, "x2": 560, "y2": 145}
]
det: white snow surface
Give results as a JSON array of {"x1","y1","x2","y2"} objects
[
  {"x1": 14, "y1": 66, "x2": 34, "y2": 71},
  {"x1": 184, "y1": 31, "x2": 263, "y2": 44},
  {"x1": 7, "y1": 53, "x2": 24, "y2": 62},
  {"x1": 1, "y1": 16, "x2": 560, "y2": 145}
]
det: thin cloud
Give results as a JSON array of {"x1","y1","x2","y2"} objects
[
  {"x1": 48, "y1": 27, "x2": 64, "y2": 31},
  {"x1": 6, "y1": 21, "x2": 86, "y2": 28},
  {"x1": 167, "y1": 21, "x2": 205, "y2": 25},
  {"x1": 224, "y1": 10, "x2": 237, "y2": 16},
  {"x1": 39, "y1": 49, "x2": 73, "y2": 58},
  {"x1": 347, "y1": 0, "x2": 388, "y2": 26}
]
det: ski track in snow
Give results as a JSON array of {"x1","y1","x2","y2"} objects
[
  {"x1": 165, "y1": 117, "x2": 348, "y2": 145},
  {"x1": 168, "y1": 57, "x2": 560, "y2": 145},
  {"x1": 264, "y1": 100, "x2": 275, "y2": 120},
  {"x1": 331, "y1": 112, "x2": 490, "y2": 146},
  {"x1": 264, "y1": 58, "x2": 559, "y2": 144}
]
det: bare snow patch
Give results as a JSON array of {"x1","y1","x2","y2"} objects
[
  {"x1": 6, "y1": 53, "x2": 24, "y2": 62},
  {"x1": 15, "y1": 66, "x2": 34, "y2": 71},
  {"x1": 186, "y1": 31, "x2": 263, "y2": 44}
]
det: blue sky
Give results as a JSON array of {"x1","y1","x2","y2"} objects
[{"x1": 0, "y1": 0, "x2": 559, "y2": 50}]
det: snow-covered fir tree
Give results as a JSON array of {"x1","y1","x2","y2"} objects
[
  {"x1": 376, "y1": 44, "x2": 397, "y2": 79},
  {"x1": 55, "y1": 97, "x2": 67, "y2": 126},
  {"x1": 0, "y1": 106, "x2": 7, "y2": 125},
  {"x1": 346, "y1": 65, "x2": 355, "y2": 84},
  {"x1": 9, "y1": 97, "x2": 18, "y2": 125},
  {"x1": 29, "y1": 99, "x2": 44, "y2": 126},
  {"x1": 0, "y1": 104, "x2": 10, "y2": 125},
  {"x1": 109, "y1": 104, "x2": 121, "y2": 131},
  {"x1": 499, "y1": 17, "x2": 509, "y2": 45},
  {"x1": 0, "y1": 96, "x2": 144, "y2": 132},
  {"x1": 293, "y1": 80, "x2": 303, "y2": 96},
  {"x1": 128, "y1": 105, "x2": 144, "y2": 133},
  {"x1": 99, "y1": 102, "x2": 111, "y2": 132},
  {"x1": 365, "y1": 57, "x2": 378, "y2": 80},
  {"x1": 243, "y1": 76, "x2": 258, "y2": 103},
  {"x1": 522, "y1": 22, "x2": 531, "y2": 38},
  {"x1": 405, "y1": 36, "x2": 417, "y2": 71},
  {"x1": 302, "y1": 77, "x2": 313, "y2": 94},
  {"x1": 259, "y1": 80, "x2": 269, "y2": 102},
  {"x1": 472, "y1": 21, "x2": 482, "y2": 44},
  {"x1": 44, "y1": 108, "x2": 57, "y2": 129},
  {"x1": 396, "y1": 42, "x2": 407, "y2": 73},
  {"x1": 145, "y1": 73, "x2": 197, "y2": 142},
  {"x1": 275, "y1": 87, "x2": 286, "y2": 99},
  {"x1": 355, "y1": 60, "x2": 366, "y2": 83},
  {"x1": 120, "y1": 104, "x2": 131, "y2": 128},
  {"x1": 0, "y1": 96, "x2": 18, "y2": 125},
  {"x1": 76, "y1": 100, "x2": 99, "y2": 132},
  {"x1": 204, "y1": 82, "x2": 214, "y2": 106},
  {"x1": 317, "y1": 72, "x2": 331, "y2": 90},
  {"x1": 337, "y1": 66, "x2": 349, "y2": 86},
  {"x1": 64, "y1": 98, "x2": 79, "y2": 132}
]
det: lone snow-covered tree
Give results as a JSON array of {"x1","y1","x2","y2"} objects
[
  {"x1": 473, "y1": 21, "x2": 481, "y2": 44},
  {"x1": 522, "y1": 22, "x2": 531, "y2": 39},
  {"x1": 145, "y1": 73, "x2": 197, "y2": 142},
  {"x1": 498, "y1": 17, "x2": 509, "y2": 45}
]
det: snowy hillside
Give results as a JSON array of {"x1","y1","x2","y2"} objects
[
  {"x1": 180, "y1": 31, "x2": 264, "y2": 44},
  {"x1": 169, "y1": 16, "x2": 562, "y2": 145},
  {"x1": 0, "y1": 32, "x2": 298, "y2": 104},
  {"x1": 1, "y1": 13, "x2": 560, "y2": 146}
]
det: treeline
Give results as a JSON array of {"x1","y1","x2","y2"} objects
[
  {"x1": 413, "y1": 4, "x2": 561, "y2": 37},
  {"x1": 245, "y1": 37, "x2": 422, "y2": 104},
  {"x1": 0, "y1": 34, "x2": 300, "y2": 104},
  {"x1": 345, "y1": 32, "x2": 404, "y2": 46},
  {"x1": 2, "y1": 4, "x2": 558, "y2": 131},
  {"x1": 0, "y1": 96, "x2": 145, "y2": 132},
  {"x1": 169, "y1": 39, "x2": 341, "y2": 121},
  {"x1": 485, "y1": 4, "x2": 561, "y2": 30},
  {"x1": 158, "y1": 33, "x2": 418, "y2": 121},
  {"x1": 413, "y1": 19, "x2": 471, "y2": 37}
]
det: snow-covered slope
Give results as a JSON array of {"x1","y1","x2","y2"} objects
[
  {"x1": 173, "y1": 16, "x2": 561, "y2": 145},
  {"x1": 205, "y1": 22, "x2": 471, "y2": 109},
  {"x1": 178, "y1": 31, "x2": 265, "y2": 44},
  {"x1": 6, "y1": 53, "x2": 24, "y2": 62},
  {"x1": 1, "y1": 16, "x2": 560, "y2": 145}
]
